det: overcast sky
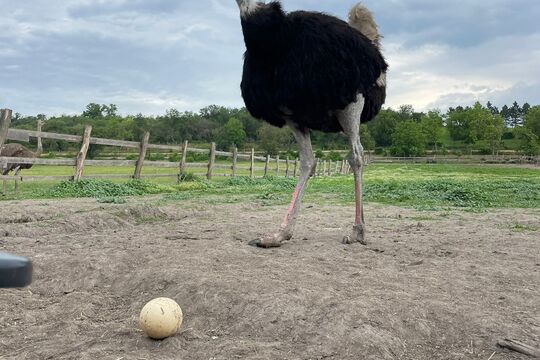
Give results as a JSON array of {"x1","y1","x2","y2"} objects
[{"x1": 1, "y1": 0, "x2": 539, "y2": 116}]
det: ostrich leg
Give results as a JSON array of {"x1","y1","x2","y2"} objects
[
  {"x1": 339, "y1": 95, "x2": 368, "y2": 245},
  {"x1": 249, "y1": 124, "x2": 316, "y2": 248}
]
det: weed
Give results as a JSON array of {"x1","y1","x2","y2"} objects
[{"x1": 509, "y1": 223, "x2": 539, "y2": 232}]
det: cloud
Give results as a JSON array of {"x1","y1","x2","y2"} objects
[
  {"x1": 385, "y1": 32, "x2": 540, "y2": 111},
  {"x1": 369, "y1": 0, "x2": 540, "y2": 46}
]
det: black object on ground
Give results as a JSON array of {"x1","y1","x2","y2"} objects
[{"x1": 0, "y1": 252, "x2": 32, "y2": 288}]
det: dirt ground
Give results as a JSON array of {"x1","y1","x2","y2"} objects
[{"x1": 0, "y1": 197, "x2": 539, "y2": 360}]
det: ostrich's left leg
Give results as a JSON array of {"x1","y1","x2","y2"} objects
[
  {"x1": 249, "y1": 124, "x2": 316, "y2": 248},
  {"x1": 339, "y1": 95, "x2": 368, "y2": 245}
]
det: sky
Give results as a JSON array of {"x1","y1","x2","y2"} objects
[{"x1": 1, "y1": 0, "x2": 540, "y2": 116}]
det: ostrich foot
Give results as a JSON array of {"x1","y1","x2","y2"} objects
[
  {"x1": 342, "y1": 224, "x2": 367, "y2": 245},
  {"x1": 249, "y1": 232, "x2": 292, "y2": 248}
]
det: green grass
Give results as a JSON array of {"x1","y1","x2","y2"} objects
[
  {"x1": 2, "y1": 164, "x2": 539, "y2": 210},
  {"x1": 508, "y1": 223, "x2": 539, "y2": 232}
]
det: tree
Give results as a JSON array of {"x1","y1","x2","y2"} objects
[
  {"x1": 359, "y1": 124, "x2": 375, "y2": 151},
  {"x1": 200, "y1": 105, "x2": 232, "y2": 125},
  {"x1": 486, "y1": 101, "x2": 499, "y2": 115},
  {"x1": 390, "y1": 121, "x2": 426, "y2": 157},
  {"x1": 482, "y1": 114, "x2": 505, "y2": 155},
  {"x1": 257, "y1": 124, "x2": 294, "y2": 155},
  {"x1": 82, "y1": 103, "x2": 103, "y2": 118},
  {"x1": 524, "y1": 106, "x2": 540, "y2": 138},
  {"x1": 522, "y1": 102, "x2": 531, "y2": 115},
  {"x1": 397, "y1": 105, "x2": 414, "y2": 120},
  {"x1": 102, "y1": 104, "x2": 118, "y2": 117},
  {"x1": 368, "y1": 109, "x2": 399, "y2": 147},
  {"x1": 447, "y1": 102, "x2": 500, "y2": 153},
  {"x1": 217, "y1": 118, "x2": 247, "y2": 150},
  {"x1": 420, "y1": 110, "x2": 443, "y2": 152},
  {"x1": 515, "y1": 127, "x2": 540, "y2": 156},
  {"x1": 508, "y1": 101, "x2": 523, "y2": 127},
  {"x1": 235, "y1": 108, "x2": 262, "y2": 141}
]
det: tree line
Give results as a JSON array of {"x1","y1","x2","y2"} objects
[{"x1": 10, "y1": 100, "x2": 540, "y2": 157}]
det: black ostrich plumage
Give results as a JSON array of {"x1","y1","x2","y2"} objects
[{"x1": 239, "y1": 2, "x2": 388, "y2": 133}]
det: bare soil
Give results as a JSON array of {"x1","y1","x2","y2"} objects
[{"x1": 0, "y1": 197, "x2": 539, "y2": 359}]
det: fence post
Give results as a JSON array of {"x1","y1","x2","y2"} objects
[
  {"x1": 37, "y1": 120, "x2": 43, "y2": 154},
  {"x1": 0, "y1": 108, "x2": 12, "y2": 148},
  {"x1": 285, "y1": 157, "x2": 290, "y2": 177},
  {"x1": 178, "y1": 140, "x2": 188, "y2": 181},
  {"x1": 313, "y1": 159, "x2": 318, "y2": 178},
  {"x1": 323, "y1": 160, "x2": 327, "y2": 177},
  {"x1": 73, "y1": 125, "x2": 92, "y2": 182},
  {"x1": 232, "y1": 146, "x2": 238, "y2": 177},
  {"x1": 335, "y1": 160, "x2": 339, "y2": 175},
  {"x1": 14, "y1": 172, "x2": 20, "y2": 194},
  {"x1": 0, "y1": 109, "x2": 10, "y2": 195},
  {"x1": 250, "y1": 148, "x2": 255, "y2": 178},
  {"x1": 275, "y1": 155, "x2": 280, "y2": 176},
  {"x1": 294, "y1": 158, "x2": 298, "y2": 177},
  {"x1": 133, "y1": 131, "x2": 150, "y2": 180},
  {"x1": 264, "y1": 154, "x2": 270, "y2": 177},
  {"x1": 207, "y1": 142, "x2": 216, "y2": 180}
]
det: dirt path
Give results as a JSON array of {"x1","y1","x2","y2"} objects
[{"x1": 1, "y1": 197, "x2": 539, "y2": 359}]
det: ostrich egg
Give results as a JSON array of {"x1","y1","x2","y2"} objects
[{"x1": 139, "y1": 297, "x2": 183, "y2": 340}]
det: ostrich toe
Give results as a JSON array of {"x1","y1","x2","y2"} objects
[
  {"x1": 249, "y1": 232, "x2": 292, "y2": 248},
  {"x1": 342, "y1": 224, "x2": 367, "y2": 245}
]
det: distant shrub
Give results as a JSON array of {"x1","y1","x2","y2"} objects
[
  {"x1": 147, "y1": 152, "x2": 166, "y2": 161},
  {"x1": 169, "y1": 153, "x2": 180, "y2": 162},
  {"x1": 477, "y1": 147, "x2": 493, "y2": 155},
  {"x1": 186, "y1": 153, "x2": 208, "y2": 162},
  {"x1": 325, "y1": 151, "x2": 343, "y2": 161},
  {"x1": 502, "y1": 131, "x2": 515, "y2": 140}
]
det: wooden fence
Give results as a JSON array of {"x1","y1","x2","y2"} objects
[
  {"x1": 0, "y1": 108, "x2": 354, "y2": 194},
  {"x1": 3, "y1": 107, "x2": 537, "y2": 193}
]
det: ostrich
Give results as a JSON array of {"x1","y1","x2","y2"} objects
[
  {"x1": 235, "y1": 1, "x2": 388, "y2": 247},
  {"x1": 0, "y1": 143, "x2": 40, "y2": 175}
]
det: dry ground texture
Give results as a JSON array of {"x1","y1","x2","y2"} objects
[{"x1": 0, "y1": 197, "x2": 539, "y2": 359}]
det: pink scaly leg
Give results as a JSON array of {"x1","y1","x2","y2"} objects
[{"x1": 249, "y1": 125, "x2": 315, "y2": 248}]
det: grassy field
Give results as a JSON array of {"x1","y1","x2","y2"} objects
[{"x1": 2, "y1": 164, "x2": 540, "y2": 210}]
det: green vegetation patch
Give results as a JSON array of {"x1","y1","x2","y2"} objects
[
  {"x1": 3, "y1": 165, "x2": 539, "y2": 211},
  {"x1": 46, "y1": 179, "x2": 176, "y2": 198},
  {"x1": 308, "y1": 176, "x2": 540, "y2": 209}
]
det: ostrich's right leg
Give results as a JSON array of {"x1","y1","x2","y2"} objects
[{"x1": 249, "y1": 125, "x2": 316, "y2": 248}]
